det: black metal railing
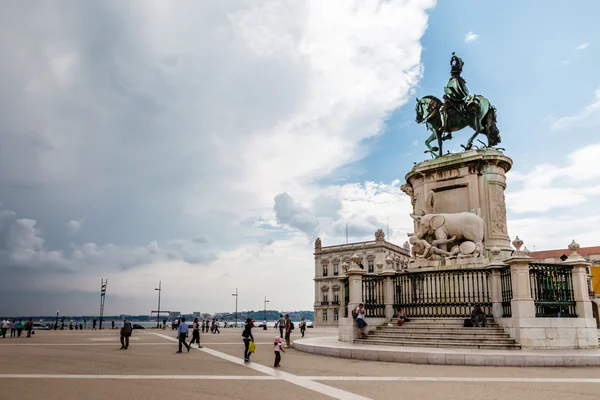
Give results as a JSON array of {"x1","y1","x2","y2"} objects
[
  {"x1": 500, "y1": 266, "x2": 513, "y2": 317},
  {"x1": 343, "y1": 278, "x2": 349, "y2": 318},
  {"x1": 529, "y1": 263, "x2": 577, "y2": 318},
  {"x1": 362, "y1": 275, "x2": 386, "y2": 318},
  {"x1": 332, "y1": 301, "x2": 340, "y2": 305},
  {"x1": 320, "y1": 301, "x2": 329, "y2": 306},
  {"x1": 393, "y1": 269, "x2": 492, "y2": 318}
]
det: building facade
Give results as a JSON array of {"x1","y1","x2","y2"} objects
[{"x1": 313, "y1": 229, "x2": 411, "y2": 327}]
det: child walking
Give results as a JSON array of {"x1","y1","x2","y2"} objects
[{"x1": 274, "y1": 336, "x2": 285, "y2": 367}]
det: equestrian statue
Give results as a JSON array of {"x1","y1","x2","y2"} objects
[{"x1": 415, "y1": 53, "x2": 501, "y2": 158}]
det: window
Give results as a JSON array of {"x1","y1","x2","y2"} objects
[
  {"x1": 368, "y1": 260, "x2": 374, "y2": 273},
  {"x1": 323, "y1": 265, "x2": 328, "y2": 277},
  {"x1": 333, "y1": 293, "x2": 339, "y2": 303},
  {"x1": 334, "y1": 309, "x2": 339, "y2": 321},
  {"x1": 333, "y1": 263, "x2": 339, "y2": 276},
  {"x1": 323, "y1": 294, "x2": 328, "y2": 303},
  {"x1": 322, "y1": 311, "x2": 328, "y2": 321}
]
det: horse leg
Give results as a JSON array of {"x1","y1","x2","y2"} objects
[
  {"x1": 424, "y1": 132, "x2": 438, "y2": 157},
  {"x1": 464, "y1": 131, "x2": 478, "y2": 150},
  {"x1": 437, "y1": 131, "x2": 443, "y2": 156}
]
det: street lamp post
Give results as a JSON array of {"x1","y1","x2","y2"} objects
[
  {"x1": 155, "y1": 281, "x2": 162, "y2": 329},
  {"x1": 264, "y1": 297, "x2": 269, "y2": 330},
  {"x1": 232, "y1": 288, "x2": 238, "y2": 327},
  {"x1": 55, "y1": 310, "x2": 59, "y2": 331}
]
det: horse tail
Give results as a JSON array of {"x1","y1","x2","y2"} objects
[{"x1": 485, "y1": 105, "x2": 501, "y2": 146}]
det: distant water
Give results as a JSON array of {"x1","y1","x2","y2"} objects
[{"x1": 41, "y1": 320, "x2": 310, "y2": 329}]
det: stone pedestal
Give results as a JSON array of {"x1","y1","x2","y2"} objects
[
  {"x1": 338, "y1": 254, "x2": 365, "y2": 342},
  {"x1": 404, "y1": 149, "x2": 513, "y2": 259}
]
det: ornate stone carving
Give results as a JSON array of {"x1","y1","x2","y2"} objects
[
  {"x1": 568, "y1": 239, "x2": 580, "y2": 255},
  {"x1": 320, "y1": 285, "x2": 329, "y2": 292},
  {"x1": 511, "y1": 236, "x2": 530, "y2": 258},
  {"x1": 409, "y1": 212, "x2": 484, "y2": 255},
  {"x1": 314, "y1": 237, "x2": 322, "y2": 251},
  {"x1": 401, "y1": 183, "x2": 416, "y2": 208},
  {"x1": 489, "y1": 184, "x2": 508, "y2": 236},
  {"x1": 374, "y1": 229, "x2": 385, "y2": 241}
]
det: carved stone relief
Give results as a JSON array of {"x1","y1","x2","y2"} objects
[{"x1": 489, "y1": 183, "x2": 508, "y2": 236}]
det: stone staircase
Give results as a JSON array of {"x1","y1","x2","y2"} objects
[{"x1": 355, "y1": 318, "x2": 521, "y2": 350}]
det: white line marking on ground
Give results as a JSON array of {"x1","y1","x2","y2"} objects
[
  {"x1": 148, "y1": 332, "x2": 372, "y2": 400},
  {"x1": 0, "y1": 343, "x2": 171, "y2": 346},
  {"x1": 0, "y1": 374, "x2": 276, "y2": 380},
  {"x1": 308, "y1": 376, "x2": 600, "y2": 383}
]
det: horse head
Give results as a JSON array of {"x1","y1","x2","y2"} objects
[{"x1": 415, "y1": 96, "x2": 442, "y2": 124}]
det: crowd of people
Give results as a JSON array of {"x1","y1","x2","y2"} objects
[{"x1": 1, "y1": 318, "x2": 35, "y2": 338}]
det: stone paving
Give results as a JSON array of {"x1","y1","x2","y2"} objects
[{"x1": 1, "y1": 327, "x2": 599, "y2": 400}]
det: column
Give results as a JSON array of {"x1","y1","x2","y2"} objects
[
  {"x1": 486, "y1": 246, "x2": 504, "y2": 319},
  {"x1": 504, "y1": 237, "x2": 535, "y2": 319},
  {"x1": 564, "y1": 241, "x2": 594, "y2": 319},
  {"x1": 382, "y1": 256, "x2": 396, "y2": 320}
]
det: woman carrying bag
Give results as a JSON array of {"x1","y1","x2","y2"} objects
[{"x1": 242, "y1": 318, "x2": 254, "y2": 362}]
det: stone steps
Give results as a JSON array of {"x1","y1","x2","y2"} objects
[
  {"x1": 356, "y1": 337, "x2": 522, "y2": 350},
  {"x1": 356, "y1": 317, "x2": 521, "y2": 350}
]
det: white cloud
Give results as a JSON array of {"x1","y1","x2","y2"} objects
[
  {"x1": 0, "y1": 1, "x2": 435, "y2": 314},
  {"x1": 576, "y1": 42, "x2": 589, "y2": 50},
  {"x1": 464, "y1": 31, "x2": 478, "y2": 43},
  {"x1": 561, "y1": 60, "x2": 570, "y2": 66},
  {"x1": 65, "y1": 218, "x2": 85, "y2": 235},
  {"x1": 549, "y1": 87, "x2": 600, "y2": 130}
]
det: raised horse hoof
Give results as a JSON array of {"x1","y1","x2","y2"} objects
[{"x1": 431, "y1": 146, "x2": 439, "y2": 152}]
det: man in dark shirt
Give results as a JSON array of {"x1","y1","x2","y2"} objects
[{"x1": 120, "y1": 319, "x2": 133, "y2": 349}]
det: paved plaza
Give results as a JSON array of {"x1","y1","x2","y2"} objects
[{"x1": 1, "y1": 327, "x2": 600, "y2": 399}]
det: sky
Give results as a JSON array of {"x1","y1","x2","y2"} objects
[{"x1": 1, "y1": 0, "x2": 600, "y2": 317}]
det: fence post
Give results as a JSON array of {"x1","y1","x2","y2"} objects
[
  {"x1": 486, "y1": 246, "x2": 504, "y2": 319},
  {"x1": 338, "y1": 253, "x2": 365, "y2": 342},
  {"x1": 382, "y1": 255, "x2": 396, "y2": 321},
  {"x1": 504, "y1": 237, "x2": 535, "y2": 319},
  {"x1": 563, "y1": 241, "x2": 594, "y2": 319}
]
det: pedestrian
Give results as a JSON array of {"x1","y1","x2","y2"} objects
[
  {"x1": 92, "y1": 319, "x2": 97, "y2": 330},
  {"x1": 214, "y1": 319, "x2": 220, "y2": 334},
  {"x1": 111, "y1": 320, "x2": 115, "y2": 330},
  {"x1": 17, "y1": 320, "x2": 23, "y2": 337},
  {"x1": 299, "y1": 317, "x2": 307, "y2": 338},
  {"x1": 275, "y1": 314, "x2": 285, "y2": 338},
  {"x1": 273, "y1": 336, "x2": 285, "y2": 367},
  {"x1": 176, "y1": 317, "x2": 190, "y2": 353},
  {"x1": 10, "y1": 320, "x2": 16, "y2": 338},
  {"x1": 1, "y1": 318, "x2": 9, "y2": 338},
  {"x1": 201, "y1": 320, "x2": 205, "y2": 333},
  {"x1": 120, "y1": 319, "x2": 133, "y2": 350},
  {"x1": 25, "y1": 319, "x2": 34, "y2": 337},
  {"x1": 263, "y1": 319, "x2": 267, "y2": 331},
  {"x1": 355, "y1": 303, "x2": 368, "y2": 339},
  {"x1": 284, "y1": 314, "x2": 293, "y2": 348},
  {"x1": 190, "y1": 317, "x2": 203, "y2": 348},
  {"x1": 242, "y1": 318, "x2": 254, "y2": 362}
]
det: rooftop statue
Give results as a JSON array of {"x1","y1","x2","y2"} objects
[{"x1": 415, "y1": 53, "x2": 502, "y2": 158}]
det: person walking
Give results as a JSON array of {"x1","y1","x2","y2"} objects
[
  {"x1": 275, "y1": 314, "x2": 285, "y2": 338},
  {"x1": 242, "y1": 318, "x2": 254, "y2": 362},
  {"x1": 16, "y1": 320, "x2": 23, "y2": 337},
  {"x1": 189, "y1": 318, "x2": 203, "y2": 348},
  {"x1": 92, "y1": 319, "x2": 97, "y2": 330},
  {"x1": 25, "y1": 319, "x2": 34, "y2": 337},
  {"x1": 111, "y1": 320, "x2": 115, "y2": 330},
  {"x1": 214, "y1": 319, "x2": 220, "y2": 334},
  {"x1": 10, "y1": 320, "x2": 17, "y2": 338},
  {"x1": 176, "y1": 317, "x2": 190, "y2": 353},
  {"x1": 1, "y1": 318, "x2": 9, "y2": 338},
  {"x1": 120, "y1": 319, "x2": 133, "y2": 350},
  {"x1": 284, "y1": 314, "x2": 292, "y2": 348},
  {"x1": 201, "y1": 320, "x2": 205, "y2": 333},
  {"x1": 299, "y1": 317, "x2": 307, "y2": 338},
  {"x1": 273, "y1": 336, "x2": 285, "y2": 367}
]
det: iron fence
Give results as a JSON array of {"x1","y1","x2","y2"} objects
[
  {"x1": 342, "y1": 278, "x2": 349, "y2": 318},
  {"x1": 500, "y1": 266, "x2": 513, "y2": 317},
  {"x1": 362, "y1": 275, "x2": 386, "y2": 318},
  {"x1": 393, "y1": 269, "x2": 492, "y2": 318},
  {"x1": 529, "y1": 263, "x2": 577, "y2": 318}
]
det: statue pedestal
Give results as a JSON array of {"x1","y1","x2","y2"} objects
[{"x1": 405, "y1": 149, "x2": 513, "y2": 260}]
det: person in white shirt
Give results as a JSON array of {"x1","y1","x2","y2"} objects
[
  {"x1": 356, "y1": 303, "x2": 368, "y2": 339},
  {"x1": 1, "y1": 318, "x2": 9, "y2": 338},
  {"x1": 176, "y1": 317, "x2": 190, "y2": 353}
]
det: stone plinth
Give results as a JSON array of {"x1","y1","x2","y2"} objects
[{"x1": 404, "y1": 149, "x2": 513, "y2": 259}]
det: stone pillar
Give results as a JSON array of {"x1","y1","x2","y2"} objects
[
  {"x1": 486, "y1": 246, "x2": 504, "y2": 320},
  {"x1": 338, "y1": 254, "x2": 365, "y2": 342},
  {"x1": 404, "y1": 149, "x2": 513, "y2": 258},
  {"x1": 504, "y1": 237, "x2": 535, "y2": 320},
  {"x1": 382, "y1": 256, "x2": 395, "y2": 320},
  {"x1": 563, "y1": 240, "x2": 594, "y2": 320}
]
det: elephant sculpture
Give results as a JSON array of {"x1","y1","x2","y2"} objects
[{"x1": 410, "y1": 212, "x2": 484, "y2": 254}]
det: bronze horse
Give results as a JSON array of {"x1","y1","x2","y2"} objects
[{"x1": 415, "y1": 95, "x2": 501, "y2": 157}]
